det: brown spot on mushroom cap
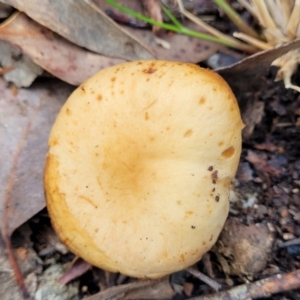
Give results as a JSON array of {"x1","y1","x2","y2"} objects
[
  {"x1": 185, "y1": 211, "x2": 194, "y2": 216},
  {"x1": 199, "y1": 97, "x2": 206, "y2": 105},
  {"x1": 222, "y1": 146, "x2": 235, "y2": 158},
  {"x1": 184, "y1": 129, "x2": 193, "y2": 138},
  {"x1": 143, "y1": 67, "x2": 157, "y2": 74},
  {"x1": 45, "y1": 60, "x2": 243, "y2": 279},
  {"x1": 180, "y1": 253, "x2": 185, "y2": 262},
  {"x1": 97, "y1": 94, "x2": 102, "y2": 101}
]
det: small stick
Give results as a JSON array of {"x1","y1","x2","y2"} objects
[
  {"x1": 233, "y1": 32, "x2": 272, "y2": 50},
  {"x1": 278, "y1": 237, "x2": 300, "y2": 248},
  {"x1": 2, "y1": 234, "x2": 30, "y2": 299},
  {"x1": 190, "y1": 269, "x2": 300, "y2": 300},
  {"x1": 186, "y1": 267, "x2": 221, "y2": 292}
]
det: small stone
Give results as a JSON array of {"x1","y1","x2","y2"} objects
[
  {"x1": 267, "y1": 222, "x2": 276, "y2": 232},
  {"x1": 81, "y1": 286, "x2": 88, "y2": 293},
  {"x1": 283, "y1": 233, "x2": 295, "y2": 240},
  {"x1": 280, "y1": 208, "x2": 289, "y2": 218}
]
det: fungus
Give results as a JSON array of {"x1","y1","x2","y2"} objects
[{"x1": 44, "y1": 60, "x2": 244, "y2": 279}]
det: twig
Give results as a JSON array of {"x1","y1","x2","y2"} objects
[
  {"x1": 237, "y1": 0, "x2": 256, "y2": 17},
  {"x1": 286, "y1": 0, "x2": 300, "y2": 39},
  {"x1": 189, "y1": 269, "x2": 300, "y2": 300},
  {"x1": 233, "y1": 32, "x2": 272, "y2": 50},
  {"x1": 278, "y1": 237, "x2": 300, "y2": 248},
  {"x1": 186, "y1": 267, "x2": 221, "y2": 292},
  {"x1": 2, "y1": 235, "x2": 30, "y2": 299},
  {"x1": 175, "y1": 0, "x2": 258, "y2": 53}
]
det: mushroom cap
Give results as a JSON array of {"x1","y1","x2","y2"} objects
[{"x1": 44, "y1": 60, "x2": 244, "y2": 278}]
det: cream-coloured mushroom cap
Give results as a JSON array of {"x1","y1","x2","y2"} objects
[{"x1": 44, "y1": 60, "x2": 244, "y2": 279}]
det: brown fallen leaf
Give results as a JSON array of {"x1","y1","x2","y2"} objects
[
  {"x1": 216, "y1": 39, "x2": 300, "y2": 139},
  {"x1": 0, "y1": 12, "x2": 125, "y2": 85},
  {"x1": 164, "y1": 0, "x2": 217, "y2": 15},
  {"x1": 0, "y1": 78, "x2": 73, "y2": 295},
  {"x1": 59, "y1": 257, "x2": 91, "y2": 285},
  {"x1": 0, "y1": 78, "x2": 74, "y2": 236},
  {"x1": 124, "y1": 24, "x2": 221, "y2": 63},
  {"x1": 96, "y1": 0, "x2": 222, "y2": 62},
  {"x1": 216, "y1": 39, "x2": 300, "y2": 96},
  {"x1": 0, "y1": 0, "x2": 154, "y2": 61}
]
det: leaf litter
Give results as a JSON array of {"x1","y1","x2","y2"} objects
[
  {"x1": 0, "y1": 78, "x2": 74, "y2": 236},
  {"x1": 1, "y1": 0, "x2": 300, "y2": 299},
  {"x1": 0, "y1": 12, "x2": 125, "y2": 86},
  {"x1": 0, "y1": 0, "x2": 154, "y2": 61}
]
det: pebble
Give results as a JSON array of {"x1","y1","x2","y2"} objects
[
  {"x1": 267, "y1": 222, "x2": 276, "y2": 232},
  {"x1": 280, "y1": 208, "x2": 289, "y2": 218},
  {"x1": 283, "y1": 233, "x2": 295, "y2": 240}
]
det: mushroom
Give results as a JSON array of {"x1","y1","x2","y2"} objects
[{"x1": 44, "y1": 60, "x2": 244, "y2": 279}]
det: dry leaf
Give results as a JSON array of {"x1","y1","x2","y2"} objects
[
  {"x1": 96, "y1": 0, "x2": 221, "y2": 62},
  {"x1": 59, "y1": 258, "x2": 91, "y2": 285},
  {"x1": 124, "y1": 25, "x2": 220, "y2": 62},
  {"x1": 0, "y1": 0, "x2": 154, "y2": 61},
  {"x1": 0, "y1": 78, "x2": 74, "y2": 236},
  {"x1": 216, "y1": 39, "x2": 300, "y2": 139},
  {"x1": 0, "y1": 12, "x2": 125, "y2": 85},
  {"x1": 216, "y1": 39, "x2": 300, "y2": 96},
  {"x1": 163, "y1": 0, "x2": 217, "y2": 15}
]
